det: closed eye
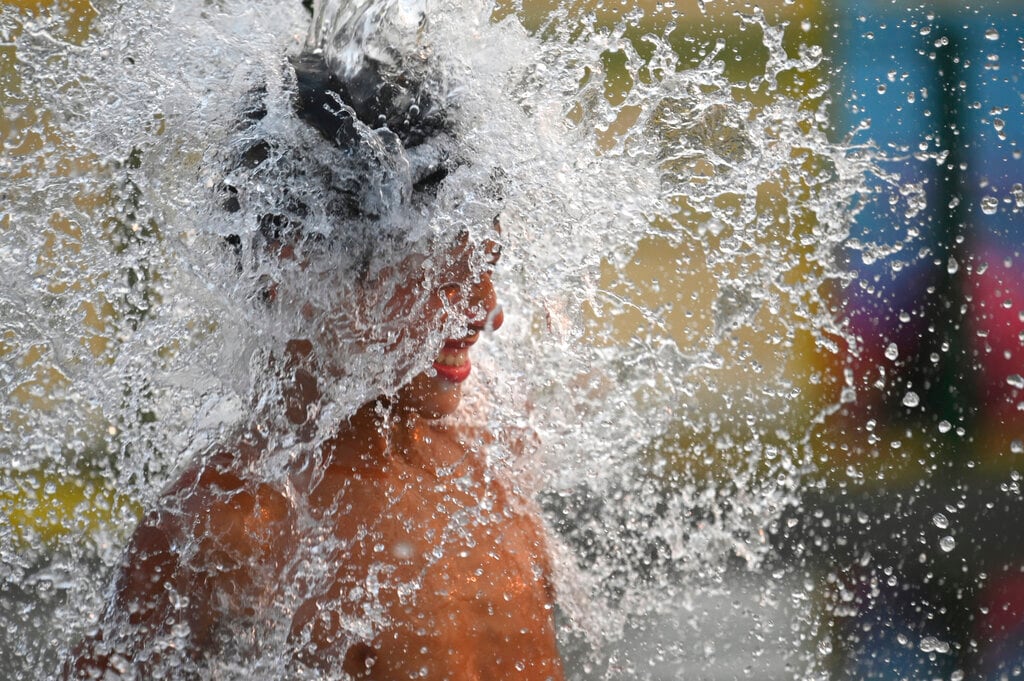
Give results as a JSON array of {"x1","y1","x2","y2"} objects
[{"x1": 483, "y1": 240, "x2": 502, "y2": 268}]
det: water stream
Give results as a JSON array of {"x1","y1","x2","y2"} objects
[{"x1": 2, "y1": 0, "x2": 873, "y2": 678}]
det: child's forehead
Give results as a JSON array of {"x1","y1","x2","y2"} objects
[
  {"x1": 426, "y1": 229, "x2": 496, "y2": 272},
  {"x1": 345, "y1": 223, "x2": 494, "y2": 279}
]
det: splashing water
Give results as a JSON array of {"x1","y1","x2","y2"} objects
[{"x1": 1, "y1": 0, "x2": 873, "y2": 678}]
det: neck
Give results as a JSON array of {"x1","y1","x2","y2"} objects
[{"x1": 320, "y1": 397, "x2": 437, "y2": 466}]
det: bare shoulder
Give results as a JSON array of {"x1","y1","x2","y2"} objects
[
  {"x1": 163, "y1": 448, "x2": 296, "y2": 569},
  {"x1": 64, "y1": 444, "x2": 296, "y2": 678},
  {"x1": 121, "y1": 444, "x2": 297, "y2": 613}
]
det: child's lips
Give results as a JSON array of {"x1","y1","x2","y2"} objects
[{"x1": 431, "y1": 337, "x2": 476, "y2": 383}]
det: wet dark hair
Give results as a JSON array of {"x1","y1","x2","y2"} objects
[
  {"x1": 222, "y1": 47, "x2": 455, "y2": 258},
  {"x1": 291, "y1": 51, "x2": 448, "y2": 156}
]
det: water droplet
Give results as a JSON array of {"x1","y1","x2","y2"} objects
[
  {"x1": 981, "y1": 196, "x2": 999, "y2": 215},
  {"x1": 817, "y1": 639, "x2": 833, "y2": 655},
  {"x1": 932, "y1": 513, "x2": 949, "y2": 529},
  {"x1": 938, "y1": 420, "x2": 952, "y2": 434},
  {"x1": 1012, "y1": 440, "x2": 1023, "y2": 455},
  {"x1": 985, "y1": 28, "x2": 1000, "y2": 41},
  {"x1": 939, "y1": 536, "x2": 956, "y2": 552},
  {"x1": 884, "y1": 343, "x2": 899, "y2": 360},
  {"x1": 920, "y1": 635, "x2": 951, "y2": 653},
  {"x1": 1007, "y1": 374, "x2": 1024, "y2": 389},
  {"x1": 947, "y1": 256, "x2": 958, "y2": 274},
  {"x1": 876, "y1": 84, "x2": 887, "y2": 95},
  {"x1": 902, "y1": 391, "x2": 920, "y2": 408}
]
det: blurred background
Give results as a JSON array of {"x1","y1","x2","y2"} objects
[{"x1": 2, "y1": 0, "x2": 1023, "y2": 679}]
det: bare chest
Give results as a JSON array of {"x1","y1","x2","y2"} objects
[{"x1": 292, "y1": 462, "x2": 561, "y2": 679}]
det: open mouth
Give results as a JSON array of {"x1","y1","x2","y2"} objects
[{"x1": 432, "y1": 341, "x2": 473, "y2": 383}]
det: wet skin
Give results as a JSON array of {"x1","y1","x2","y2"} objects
[{"x1": 65, "y1": 235, "x2": 566, "y2": 680}]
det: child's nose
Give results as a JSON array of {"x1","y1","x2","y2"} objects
[{"x1": 468, "y1": 276, "x2": 503, "y2": 332}]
